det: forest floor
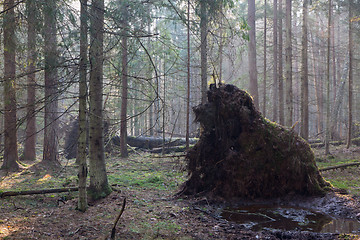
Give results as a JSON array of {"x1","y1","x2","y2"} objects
[{"x1": 1, "y1": 145, "x2": 360, "y2": 239}]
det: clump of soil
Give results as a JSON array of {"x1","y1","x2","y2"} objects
[{"x1": 181, "y1": 84, "x2": 330, "y2": 199}]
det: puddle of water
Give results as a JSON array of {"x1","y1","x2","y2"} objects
[{"x1": 220, "y1": 205, "x2": 360, "y2": 233}]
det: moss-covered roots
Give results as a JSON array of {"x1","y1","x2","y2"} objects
[{"x1": 181, "y1": 84, "x2": 330, "y2": 199}]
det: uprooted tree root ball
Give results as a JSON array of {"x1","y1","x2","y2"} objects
[{"x1": 180, "y1": 84, "x2": 331, "y2": 199}]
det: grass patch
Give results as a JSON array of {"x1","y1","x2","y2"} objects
[
  {"x1": 316, "y1": 155, "x2": 360, "y2": 196},
  {"x1": 316, "y1": 158, "x2": 359, "y2": 169}
]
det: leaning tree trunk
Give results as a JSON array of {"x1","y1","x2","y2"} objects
[
  {"x1": 180, "y1": 84, "x2": 330, "y2": 199},
  {"x1": 42, "y1": 0, "x2": 60, "y2": 166},
  {"x1": 2, "y1": 0, "x2": 19, "y2": 171},
  {"x1": 23, "y1": 0, "x2": 37, "y2": 161},
  {"x1": 88, "y1": 0, "x2": 111, "y2": 200}
]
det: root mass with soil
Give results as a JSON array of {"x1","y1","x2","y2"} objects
[{"x1": 181, "y1": 84, "x2": 330, "y2": 199}]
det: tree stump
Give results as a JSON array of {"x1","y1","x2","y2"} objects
[{"x1": 180, "y1": 84, "x2": 330, "y2": 199}]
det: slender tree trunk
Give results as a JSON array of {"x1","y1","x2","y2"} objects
[
  {"x1": 42, "y1": 0, "x2": 60, "y2": 166},
  {"x1": 23, "y1": 0, "x2": 37, "y2": 161},
  {"x1": 162, "y1": 59, "x2": 166, "y2": 155},
  {"x1": 147, "y1": 14, "x2": 154, "y2": 136},
  {"x1": 88, "y1": 0, "x2": 111, "y2": 199},
  {"x1": 332, "y1": 15, "x2": 337, "y2": 105},
  {"x1": 325, "y1": 0, "x2": 332, "y2": 155},
  {"x1": 2, "y1": 0, "x2": 19, "y2": 171},
  {"x1": 120, "y1": 19, "x2": 128, "y2": 158},
  {"x1": 300, "y1": 0, "x2": 309, "y2": 141},
  {"x1": 0, "y1": 110, "x2": 3, "y2": 151},
  {"x1": 347, "y1": 0, "x2": 353, "y2": 149},
  {"x1": 200, "y1": 0, "x2": 208, "y2": 104},
  {"x1": 278, "y1": 0, "x2": 284, "y2": 125},
  {"x1": 219, "y1": 11, "x2": 223, "y2": 82},
  {"x1": 248, "y1": 0, "x2": 259, "y2": 109},
  {"x1": 77, "y1": 0, "x2": 88, "y2": 212},
  {"x1": 285, "y1": 0, "x2": 292, "y2": 127},
  {"x1": 186, "y1": 0, "x2": 190, "y2": 150},
  {"x1": 272, "y1": 0, "x2": 278, "y2": 122},
  {"x1": 310, "y1": 30, "x2": 322, "y2": 134},
  {"x1": 263, "y1": 0, "x2": 267, "y2": 116}
]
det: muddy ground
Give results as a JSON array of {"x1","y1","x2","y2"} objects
[{"x1": 1, "y1": 145, "x2": 360, "y2": 239}]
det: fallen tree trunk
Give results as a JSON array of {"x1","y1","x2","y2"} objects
[
  {"x1": 320, "y1": 162, "x2": 360, "y2": 172},
  {"x1": 0, "y1": 187, "x2": 78, "y2": 198},
  {"x1": 311, "y1": 138, "x2": 360, "y2": 148},
  {"x1": 148, "y1": 145, "x2": 189, "y2": 154},
  {"x1": 112, "y1": 136, "x2": 197, "y2": 150}
]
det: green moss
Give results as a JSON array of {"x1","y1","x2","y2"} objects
[{"x1": 87, "y1": 184, "x2": 112, "y2": 200}]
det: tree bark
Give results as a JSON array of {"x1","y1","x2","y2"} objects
[
  {"x1": 23, "y1": 0, "x2": 37, "y2": 161},
  {"x1": 42, "y1": 0, "x2": 60, "y2": 166},
  {"x1": 120, "y1": 15, "x2": 128, "y2": 158},
  {"x1": 186, "y1": 0, "x2": 190, "y2": 150},
  {"x1": 285, "y1": 0, "x2": 292, "y2": 127},
  {"x1": 2, "y1": 0, "x2": 19, "y2": 171},
  {"x1": 347, "y1": 0, "x2": 353, "y2": 149},
  {"x1": 200, "y1": 0, "x2": 208, "y2": 104},
  {"x1": 272, "y1": 0, "x2": 278, "y2": 122},
  {"x1": 300, "y1": 0, "x2": 309, "y2": 141},
  {"x1": 262, "y1": 0, "x2": 267, "y2": 116},
  {"x1": 248, "y1": 0, "x2": 259, "y2": 109},
  {"x1": 278, "y1": 0, "x2": 284, "y2": 125},
  {"x1": 88, "y1": 0, "x2": 111, "y2": 200},
  {"x1": 77, "y1": 0, "x2": 88, "y2": 212},
  {"x1": 325, "y1": 0, "x2": 332, "y2": 155}
]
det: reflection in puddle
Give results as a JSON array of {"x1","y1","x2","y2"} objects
[{"x1": 220, "y1": 205, "x2": 360, "y2": 233}]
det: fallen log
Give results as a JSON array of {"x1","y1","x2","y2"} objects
[
  {"x1": 112, "y1": 136, "x2": 197, "y2": 150},
  {"x1": 319, "y1": 162, "x2": 360, "y2": 172},
  {"x1": 148, "y1": 145, "x2": 189, "y2": 154},
  {"x1": 310, "y1": 138, "x2": 360, "y2": 149},
  {"x1": 0, "y1": 187, "x2": 78, "y2": 198}
]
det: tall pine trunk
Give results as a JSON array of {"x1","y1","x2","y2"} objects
[
  {"x1": 2, "y1": 0, "x2": 19, "y2": 171},
  {"x1": 300, "y1": 0, "x2": 309, "y2": 141},
  {"x1": 263, "y1": 0, "x2": 267, "y2": 116},
  {"x1": 325, "y1": 0, "x2": 332, "y2": 155},
  {"x1": 285, "y1": 0, "x2": 292, "y2": 127},
  {"x1": 186, "y1": 0, "x2": 191, "y2": 149},
  {"x1": 42, "y1": 0, "x2": 60, "y2": 165},
  {"x1": 88, "y1": 0, "x2": 111, "y2": 199},
  {"x1": 278, "y1": 0, "x2": 284, "y2": 125},
  {"x1": 248, "y1": 0, "x2": 259, "y2": 109},
  {"x1": 23, "y1": 0, "x2": 37, "y2": 161},
  {"x1": 120, "y1": 18, "x2": 128, "y2": 158},
  {"x1": 272, "y1": 0, "x2": 278, "y2": 122},
  {"x1": 77, "y1": 0, "x2": 89, "y2": 212},
  {"x1": 200, "y1": 0, "x2": 208, "y2": 104},
  {"x1": 347, "y1": 0, "x2": 353, "y2": 148}
]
